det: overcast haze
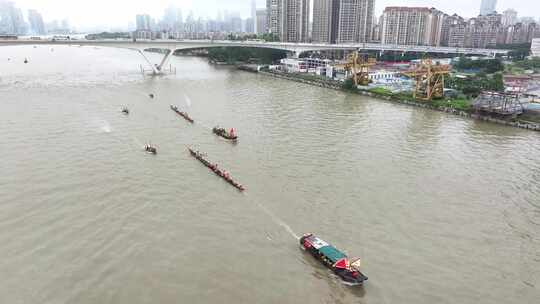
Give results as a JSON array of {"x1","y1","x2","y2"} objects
[{"x1": 10, "y1": 0, "x2": 540, "y2": 31}]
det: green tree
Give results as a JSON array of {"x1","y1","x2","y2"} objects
[
  {"x1": 342, "y1": 79, "x2": 356, "y2": 91},
  {"x1": 207, "y1": 47, "x2": 287, "y2": 64},
  {"x1": 453, "y1": 57, "x2": 504, "y2": 74},
  {"x1": 491, "y1": 43, "x2": 531, "y2": 60},
  {"x1": 258, "y1": 33, "x2": 280, "y2": 42}
]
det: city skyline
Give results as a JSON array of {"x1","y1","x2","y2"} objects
[{"x1": 6, "y1": 0, "x2": 540, "y2": 31}]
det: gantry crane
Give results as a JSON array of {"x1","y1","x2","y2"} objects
[
  {"x1": 335, "y1": 51, "x2": 377, "y2": 86},
  {"x1": 403, "y1": 59, "x2": 451, "y2": 101}
]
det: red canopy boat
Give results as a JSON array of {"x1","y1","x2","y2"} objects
[{"x1": 300, "y1": 233, "x2": 368, "y2": 285}]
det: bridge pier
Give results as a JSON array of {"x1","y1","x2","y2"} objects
[
  {"x1": 157, "y1": 49, "x2": 174, "y2": 72},
  {"x1": 137, "y1": 50, "x2": 160, "y2": 74},
  {"x1": 137, "y1": 48, "x2": 174, "y2": 75}
]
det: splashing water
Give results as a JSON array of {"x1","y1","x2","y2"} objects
[
  {"x1": 100, "y1": 120, "x2": 112, "y2": 133},
  {"x1": 101, "y1": 125, "x2": 111, "y2": 133},
  {"x1": 88, "y1": 118, "x2": 112, "y2": 134}
]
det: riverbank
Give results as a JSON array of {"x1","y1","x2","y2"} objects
[{"x1": 246, "y1": 67, "x2": 540, "y2": 132}]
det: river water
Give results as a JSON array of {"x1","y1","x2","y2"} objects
[{"x1": 0, "y1": 45, "x2": 539, "y2": 304}]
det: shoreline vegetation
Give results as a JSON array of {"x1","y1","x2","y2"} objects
[
  {"x1": 168, "y1": 46, "x2": 540, "y2": 132},
  {"x1": 239, "y1": 66, "x2": 540, "y2": 132}
]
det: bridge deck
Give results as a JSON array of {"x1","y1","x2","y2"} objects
[{"x1": 0, "y1": 39, "x2": 510, "y2": 56}]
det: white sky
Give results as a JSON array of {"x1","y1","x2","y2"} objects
[{"x1": 10, "y1": 0, "x2": 540, "y2": 30}]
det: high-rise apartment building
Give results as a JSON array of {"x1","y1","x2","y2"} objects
[
  {"x1": 380, "y1": 7, "x2": 445, "y2": 46},
  {"x1": 447, "y1": 20, "x2": 468, "y2": 47},
  {"x1": 256, "y1": 9, "x2": 268, "y2": 34},
  {"x1": 447, "y1": 13, "x2": 503, "y2": 48},
  {"x1": 336, "y1": 0, "x2": 375, "y2": 43},
  {"x1": 502, "y1": 22, "x2": 540, "y2": 45},
  {"x1": 136, "y1": 14, "x2": 152, "y2": 31},
  {"x1": 266, "y1": 0, "x2": 282, "y2": 36},
  {"x1": 177, "y1": 9, "x2": 183, "y2": 29},
  {"x1": 283, "y1": 0, "x2": 310, "y2": 42},
  {"x1": 480, "y1": 0, "x2": 497, "y2": 16},
  {"x1": 0, "y1": 1, "x2": 27, "y2": 35},
  {"x1": 27, "y1": 9, "x2": 45, "y2": 35},
  {"x1": 230, "y1": 13, "x2": 243, "y2": 33},
  {"x1": 251, "y1": 0, "x2": 257, "y2": 33},
  {"x1": 312, "y1": 0, "x2": 375, "y2": 44},
  {"x1": 245, "y1": 18, "x2": 254, "y2": 33},
  {"x1": 312, "y1": 0, "x2": 337, "y2": 43},
  {"x1": 440, "y1": 14, "x2": 464, "y2": 46},
  {"x1": 162, "y1": 4, "x2": 180, "y2": 31},
  {"x1": 425, "y1": 9, "x2": 445, "y2": 46},
  {"x1": 502, "y1": 9, "x2": 518, "y2": 27},
  {"x1": 266, "y1": 0, "x2": 309, "y2": 42},
  {"x1": 467, "y1": 17, "x2": 499, "y2": 48}
]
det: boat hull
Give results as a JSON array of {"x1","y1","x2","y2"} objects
[
  {"x1": 188, "y1": 148, "x2": 245, "y2": 191},
  {"x1": 212, "y1": 128, "x2": 238, "y2": 141},
  {"x1": 300, "y1": 234, "x2": 367, "y2": 285},
  {"x1": 170, "y1": 105, "x2": 194, "y2": 123}
]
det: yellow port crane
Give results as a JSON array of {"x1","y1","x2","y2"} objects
[
  {"x1": 403, "y1": 59, "x2": 451, "y2": 101},
  {"x1": 335, "y1": 51, "x2": 377, "y2": 86}
]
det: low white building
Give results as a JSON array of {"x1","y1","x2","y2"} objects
[
  {"x1": 368, "y1": 70, "x2": 401, "y2": 84},
  {"x1": 280, "y1": 58, "x2": 307, "y2": 73},
  {"x1": 304, "y1": 58, "x2": 332, "y2": 73},
  {"x1": 532, "y1": 38, "x2": 540, "y2": 57},
  {"x1": 280, "y1": 58, "x2": 332, "y2": 74},
  {"x1": 411, "y1": 58, "x2": 453, "y2": 65},
  {"x1": 315, "y1": 66, "x2": 326, "y2": 76}
]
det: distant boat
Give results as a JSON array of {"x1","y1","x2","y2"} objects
[
  {"x1": 188, "y1": 148, "x2": 245, "y2": 191},
  {"x1": 145, "y1": 144, "x2": 157, "y2": 154},
  {"x1": 121, "y1": 107, "x2": 129, "y2": 115},
  {"x1": 24, "y1": 58, "x2": 28, "y2": 64},
  {"x1": 170, "y1": 105, "x2": 194, "y2": 123},
  {"x1": 149, "y1": 93, "x2": 155, "y2": 99},
  {"x1": 213, "y1": 126, "x2": 238, "y2": 141}
]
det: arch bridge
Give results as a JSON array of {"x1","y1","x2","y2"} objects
[{"x1": 0, "y1": 39, "x2": 510, "y2": 74}]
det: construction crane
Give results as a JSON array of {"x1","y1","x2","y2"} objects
[
  {"x1": 335, "y1": 51, "x2": 377, "y2": 86},
  {"x1": 403, "y1": 59, "x2": 451, "y2": 101}
]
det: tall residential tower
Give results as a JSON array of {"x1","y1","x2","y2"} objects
[
  {"x1": 266, "y1": 0, "x2": 310, "y2": 42},
  {"x1": 502, "y1": 9, "x2": 518, "y2": 26},
  {"x1": 480, "y1": 0, "x2": 497, "y2": 16},
  {"x1": 312, "y1": 0, "x2": 375, "y2": 44},
  {"x1": 312, "y1": 0, "x2": 337, "y2": 43},
  {"x1": 27, "y1": 9, "x2": 45, "y2": 35},
  {"x1": 251, "y1": 0, "x2": 257, "y2": 33},
  {"x1": 256, "y1": 9, "x2": 268, "y2": 34},
  {"x1": 266, "y1": 0, "x2": 282, "y2": 36},
  {"x1": 381, "y1": 7, "x2": 445, "y2": 46}
]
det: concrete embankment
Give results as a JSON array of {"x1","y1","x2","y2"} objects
[
  {"x1": 258, "y1": 70, "x2": 343, "y2": 90},
  {"x1": 244, "y1": 68, "x2": 540, "y2": 132}
]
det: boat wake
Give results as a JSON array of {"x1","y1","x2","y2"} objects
[
  {"x1": 89, "y1": 118, "x2": 112, "y2": 133},
  {"x1": 101, "y1": 124, "x2": 112, "y2": 133},
  {"x1": 184, "y1": 94, "x2": 192, "y2": 107},
  {"x1": 249, "y1": 195, "x2": 299, "y2": 240}
]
